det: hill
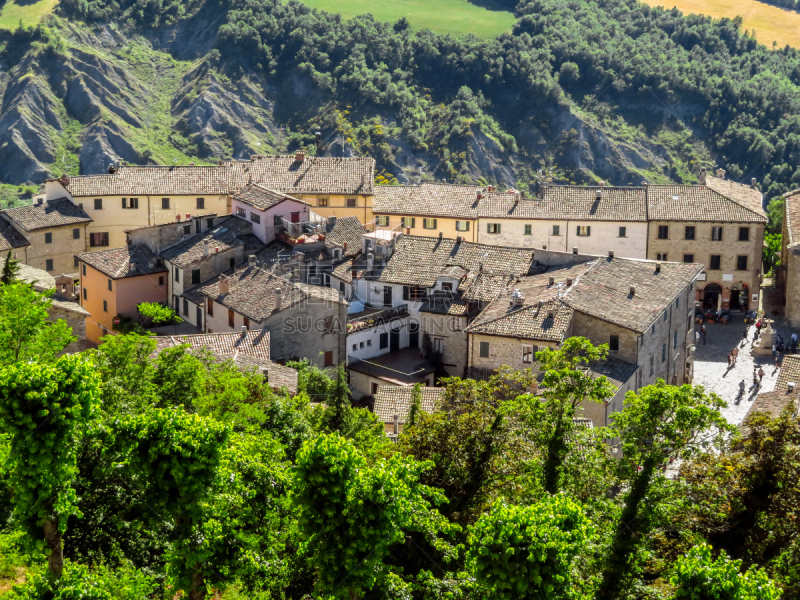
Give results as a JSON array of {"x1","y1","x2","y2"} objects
[
  {"x1": 0, "y1": 0, "x2": 58, "y2": 30},
  {"x1": 296, "y1": 0, "x2": 517, "y2": 37},
  {"x1": 0, "y1": 0, "x2": 799, "y2": 212}
]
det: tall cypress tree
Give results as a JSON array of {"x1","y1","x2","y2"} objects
[{"x1": 1, "y1": 250, "x2": 20, "y2": 285}]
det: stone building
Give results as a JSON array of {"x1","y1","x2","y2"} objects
[
  {"x1": 646, "y1": 170, "x2": 766, "y2": 312},
  {"x1": 0, "y1": 197, "x2": 92, "y2": 275},
  {"x1": 183, "y1": 263, "x2": 348, "y2": 368},
  {"x1": 0, "y1": 218, "x2": 29, "y2": 263},
  {"x1": 372, "y1": 385, "x2": 444, "y2": 435},
  {"x1": 780, "y1": 192, "x2": 800, "y2": 328}
]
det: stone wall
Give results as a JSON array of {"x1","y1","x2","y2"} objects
[
  {"x1": 17, "y1": 222, "x2": 89, "y2": 275},
  {"x1": 419, "y1": 312, "x2": 469, "y2": 377}
]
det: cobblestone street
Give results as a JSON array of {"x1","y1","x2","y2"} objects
[{"x1": 692, "y1": 314, "x2": 798, "y2": 427}]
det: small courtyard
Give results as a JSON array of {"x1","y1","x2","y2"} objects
[{"x1": 691, "y1": 312, "x2": 798, "y2": 427}]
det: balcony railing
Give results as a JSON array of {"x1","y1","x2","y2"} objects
[
  {"x1": 347, "y1": 304, "x2": 408, "y2": 334},
  {"x1": 278, "y1": 217, "x2": 326, "y2": 238}
]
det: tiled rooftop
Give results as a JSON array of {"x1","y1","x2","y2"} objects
[
  {"x1": 213, "y1": 352, "x2": 299, "y2": 395},
  {"x1": 0, "y1": 217, "x2": 30, "y2": 251},
  {"x1": 776, "y1": 354, "x2": 800, "y2": 392},
  {"x1": 785, "y1": 193, "x2": 800, "y2": 246},
  {"x1": 2, "y1": 198, "x2": 92, "y2": 231},
  {"x1": 703, "y1": 175, "x2": 765, "y2": 218},
  {"x1": 153, "y1": 330, "x2": 271, "y2": 361},
  {"x1": 78, "y1": 245, "x2": 167, "y2": 279},
  {"x1": 379, "y1": 235, "x2": 535, "y2": 288},
  {"x1": 194, "y1": 265, "x2": 345, "y2": 323},
  {"x1": 467, "y1": 297, "x2": 574, "y2": 342},
  {"x1": 373, "y1": 385, "x2": 444, "y2": 424},
  {"x1": 647, "y1": 185, "x2": 766, "y2": 223},
  {"x1": 326, "y1": 216, "x2": 366, "y2": 258},
  {"x1": 228, "y1": 155, "x2": 375, "y2": 196},
  {"x1": 744, "y1": 390, "x2": 799, "y2": 422},
  {"x1": 160, "y1": 216, "x2": 262, "y2": 268},
  {"x1": 232, "y1": 184, "x2": 307, "y2": 211},
  {"x1": 374, "y1": 183, "x2": 491, "y2": 219},
  {"x1": 419, "y1": 294, "x2": 473, "y2": 316},
  {"x1": 65, "y1": 165, "x2": 231, "y2": 196},
  {"x1": 518, "y1": 186, "x2": 648, "y2": 221},
  {"x1": 586, "y1": 356, "x2": 638, "y2": 392}
]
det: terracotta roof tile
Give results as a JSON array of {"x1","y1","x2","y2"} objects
[
  {"x1": 77, "y1": 245, "x2": 167, "y2": 279},
  {"x1": 232, "y1": 184, "x2": 307, "y2": 211},
  {"x1": 160, "y1": 216, "x2": 262, "y2": 268},
  {"x1": 66, "y1": 165, "x2": 231, "y2": 196},
  {"x1": 326, "y1": 216, "x2": 365, "y2": 258},
  {"x1": 784, "y1": 193, "x2": 800, "y2": 246},
  {"x1": 373, "y1": 385, "x2": 444, "y2": 424},
  {"x1": 647, "y1": 185, "x2": 766, "y2": 223},
  {"x1": 153, "y1": 330, "x2": 271, "y2": 361},
  {"x1": 330, "y1": 258, "x2": 355, "y2": 283},
  {"x1": 490, "y1": 186, "x2": 648, "y2": 221},
  {"x1": 374, "y1": 183, "x2": 490, "y2": 218},
  {"x1": 0, "y1": 217, "x2": 30, "y2": 251},
  {"x1": 776, "y1": 354, "x2": 800, "y2": 392},
  {"x1": 467, "y1": 298, "x2": 573, "y2": 342},
  {"x1": 419, "y1": 294, "x2": 472, "y2": 316},
  {"x1": 703, "y1": 175, "x2": 765, "y2": 218},
  {"x1": 3, "y1": 198, "x2": 91, "y2": 231},
  {"x1": 228, "y1": 155, "x2": 374, "y2": 195}
]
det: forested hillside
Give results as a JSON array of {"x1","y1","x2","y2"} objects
[{"x1": 1, "y1": 0, "x2": 799, "y2": 206}]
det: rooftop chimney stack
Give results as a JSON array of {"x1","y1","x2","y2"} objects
[
  {"x1": 699, "y1": 168, "x2": 707, "y2": 185},
  {"x1": 566, "y1": 278, "x2": 573, "y2": 286},
  {"x1": 295, "y1": 150, "x2": 306, "y2": 162},
  {"x1": 572, "y1": 247, "x2": 578, "y2": 254},
  {"x1": 219, "y1": 275, "x2": 229, "y2": 296},
  {"x1": 456, "y1": 236, "x2": 463, "y2": 243},
  {"x1": 596, "y1": 189, "x2": 602, "y2": 200},
  {"x1": 241, "y1": 326, "x2": 247, "y2": 336},
  {"x1": 274, "y1": 288, "x2": 283, "y2": 312},
  {"x1": 655, "y1": 263, "x2": 662, "y2": 274},
  {"x1": 715, "y1": 167, "x2": 726, "y2": 179},
  {"x1": 248, "y1": 254, "x2": 256, "y2": 267},
  {"x1": 548, "y1": 276, "x2": 555, "y2": 286},
  {"x1": 203, "y1": 241, "x2": 210, "y2": 257},
  {"x1": 629, "y1": 286, "x2": 636, "y2": 296},
  {"x1": 598, "y1": 180, "x2": 605, "y2": 186},
  {"x1": 751, "y1": 177, "x2": 757, "y2": 188},
  {"x1": 609, "y1": 250, "x2": 614, "y2": 258},
  {"x1": 393, "y1": 414, "x2": 399, "y2": 435},
  {"x1": 438, "y1": 231, "x2": 443, "y2": 240}
]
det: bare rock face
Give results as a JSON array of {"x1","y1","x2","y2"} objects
[{"x1": 79, "y1": 121, "x2": 142, "y2": 175}]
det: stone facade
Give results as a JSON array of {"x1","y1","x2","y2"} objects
[
  {"x1": 781, "y1": 194, "x2": 800, "y2": 328},
  {"x1": 18, "y1": 222, "x2": 89, "y2": 275}
]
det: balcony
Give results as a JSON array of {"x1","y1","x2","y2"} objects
[
  {"x1": 347, "y1": 303, "x2": 408, "y2": 334},
  {"x1": 276, "y1": 212, "x2": 327, "y2": 241}
]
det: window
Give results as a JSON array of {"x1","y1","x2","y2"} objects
[
  {"x1": 524, "y1": 224, "x2": 532, "y2": 235},
  {"x1": 192, "y1": 269, "x2": 201, "y2": 284},
  {"x1": 402, "y1": 285, "x2": 428, "y2": 301},
  {"x1": 487, "y1": 223, "x2": 501, "y2": 234},
  {"x1": 710, "y1": 255, "x2": 721, "y2": 270},
  {"x1": 83, "y1": 288, "x2": 87, "y2": 300},
  {"x1": 318, "y1": 198, "x2": 328, "y2": 207},
  {"x1": 423, "y1": 218, "x2": 438, "y2": 229},
  {"x1": 663, "y1": 310, "x2": 668, "y2": 322},
  {"x1": 346, "y1": 198, "x2": 357, "y2": 208},
  {"x1": 736, "y1": 255, "x2": 748, "y2": 270},
  {"x1": 122, "y1": 197, "x2": 139, "y2": 209},
  {"x1": 72, "y1": 228, "x2": 80, "y2": 239},
  {"x1": 183, "y1": 299, "x2": 189, "y2": 316},
  {"x1": 207, "y1": 299, "x2": 214, "y2": 316},
  {"x1": 229, "y1": 258, "x2": 235, "y2": 270},
  {"x1": 675, "y1": 297, "x2": 680, "y2": 308},
  {"x1": 44, "y1": 232, "x2": 52, "y2": 244},
  {"x1": 711, "y1": 226, "x2": 723, "y2": 241},
  {"x1": 609, "y1": 335, "x2": 619, "y2": 351},
  {"x1": 94, "y1": 198, "x2": 103, "y2": 210},
  {"x1": 74, "y1": 256, "x2": 79, "y2": 268},
  {"x1": 103, "y1": 300, "x2": 108, "y2": 313},
  {"x1": 183, "y1": 225, "x2": 191, "y2": 235},
  {"x1": 552, "y1": 225, "x2": 560, "y2": 236},
  {"x1": 649, "y1": 355, "x2": 654, "y2": 376},
  {"x1": 479, "y1": 341, "x2": 490, "y2": 358},
  {"x1": 657, "y1": 225, "x2": 669, "y2": 239},
  {"x1": 683, "y1": 254, "x2": 694, "y2": 263},
  {"x1": 82, "y1": 264, "x2": 86, "y2": 276},
  {"x1": 442, "y1": 282, "x2": 453, "y2": 291},
  {"x1": 367, "y1": 339, "x2": 372, "y2": 346},
  {"x1": 158, "y1": 276, "x2": 164, "y2": 286},
  {"x1": 673, "y1": 330, "x2": 678, "y2": 349},
  {"x1": 174, "y1": 267, "x2": 180, "y2": 282},
  {"x1": 685, "y1": 226, "x2": 696, "y2": 240},
  {"x1": 243, "y1": 317, "x2": 249, "y2": 329},
  {"x1": 206, "y1": 219, "x2": 214, "y2": 229},
  {"x1": 324, "y1": 351, "x2": 333, "y2": 366},
  {"x1": 523, "y1": 345, "x2": 534, "y2": 363},
  {"x1": 380, "y1": 333, "x2": 389, "y2": 349},
  {"x1": 250, "y1": 212, "x2": 261, "y2": 224},
  {"x1": 197, "y1": 197, "x2": 205, "y2": 209},
  {"x1": 352, "y1": 343, "x2": 357, "y2": 351},
  {"x1": 228, "y1": 309, "x2": 235, "y2": 327},
  {"x1": 739, "y1": 227, "x2": 750, "y2": 241},
  {"x1": 657, "y1": 253, "x2": 668, "y2": 261},
  {"x1": 456, "y1": 221, "x2": 470, "y2": 232},
  {"x1": 577, "y1": 225, "x2": 591, "y2": 236},
  {"x1": 161, "y1": 198, "x2": 170, "y2": 210},
  {"x1": 619, "y1": 226, "x2": 627, "y2": 237},
  {"x1": 662, "y1": 343, "x2": 667, "y2": 362},
  {"x1": 236, "y1": 207, "x2": 247, "y2": 218},
  {"x1": 433, "y1": 338, "x2": 444, "y2": 353},
  {"x1": 45, "y1": 259, "x2": 53, "y2": 271},
  {"x1": 376, "y1": 216, "x2": 390, "y2": 226},
  {"x1": 401, "y1": 217, "x2": 415, "y2": 228},
  {"x1": 107, "y1": 278, "x2": 112, "y2": 291},
  {"x1": 89, "y1": 232, "x2": 109, "y2": 247}
]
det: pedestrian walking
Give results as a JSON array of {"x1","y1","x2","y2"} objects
[
  {"x1": 739, "y1": 379, "x2": 746, "y2": 396},
  {"x1": 727, "y1": 353, "x2": 732, "y2": 367},
  {"x1": 696, "y1": 330, "x2": 701, "y2": 344},
  {"x1": 758, "y1": 367, "x2": 765, "y2": 383}
]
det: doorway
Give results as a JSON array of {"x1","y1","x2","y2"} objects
[
  {"x1": 409, "y1": 322, "x2": 420, "y2": 348},
  {"x1": 390, "y1": 328, "x2": 400, "y2": 352},
  {"x1": 730, "y1": 290, "x2": 741, "y2": 311},
  {"x1": 703, "y1": 283, "x2": 722, "y2": 310},
  {"x1": 383, "y1": 286, "x2": 393, "y2": 307}
]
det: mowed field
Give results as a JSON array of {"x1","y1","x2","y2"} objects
[
  {"x1": 295, "y1": 0, "x2": 516, "y2": 37},
  {"x1": 0, "y1": 0, "x2": 59, "y2": 29},
  {"x1": 641, "y1": 0, "x2": 800, "y2": 48}
]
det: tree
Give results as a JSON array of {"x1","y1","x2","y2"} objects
[
  {"x1": 407, "y1": 382, "x2": 423, "y2": 428},
  {"x1": 323, "y1": 363, "x2": 351, "y2": 433},
  {"x1": 293, "y1": 434, "x2": 457, "y2": 599},
  {"x1": 596, "y1": 381, "x2": 731, "y2": 600},
  {"x1": 137, "y1": 301, "x2": 182, "y2": 325},
  {"x1": 115, "y1": 406, "x2": 228, "y2": 600},
  {"x1": 467, "y1": 496, "x2": 591, "y2": 600},
  {"x1": 766, "y1": 197, "x2": 785, "y2": 235},
  {"x1": 529, "y1": 337, "x2": 616, "y2": 494},
  {"x1": 0, "y1": 355, "x2": 101, "y2": 578},
  {"x1": 90, "y1": 333, "x2": 158, "y2": 413},
  {"x1": 1, "y1": 250, "x2": 20, "y2": 285},
  {"x1": 0, "y1": 282, "x2": 75, "y2": 367},
  {"x1": 670, "y1": 544, "x2": 781, "y2": 600},
  {"x1": 763, "y1": 232, "x2": 782, "y2": 275}
]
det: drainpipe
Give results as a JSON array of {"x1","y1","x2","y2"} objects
[
  {"x1": 147, "y1": 196, "x2": 152, "y2": 226},
  {"x1": 565, "y1": 219, "x2": 570, "y2": 253}
]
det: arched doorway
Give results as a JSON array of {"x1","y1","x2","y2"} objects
[{"x1": 703, "y1": 283, "x2": 722, "y2": 310}]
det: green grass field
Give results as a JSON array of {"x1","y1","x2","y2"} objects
[
  {"x1": 295, "y1": 0, "x2": 516, "y2": 37},
  {"x1": 0, "y1": 0, "x2": 59, "y2": 30}
]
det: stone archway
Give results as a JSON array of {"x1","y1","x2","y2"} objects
[{"x1": 703, "y1": 283, "x2": 722, "y2": 310}]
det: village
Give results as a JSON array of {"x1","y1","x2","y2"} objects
[{"x1": 1, "y1": 150, "x2": 798, "y2": 434}]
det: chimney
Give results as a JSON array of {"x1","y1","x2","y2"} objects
[
  {"x1": 655, "y1": 263, "x2": 661, "y2": 274},
  {"x1": 241, "y1": 325, "x2": 248, "y2": 335},
  {"x1": 219, "y1": 275, "x2": 229, "y2": 296},
  {"x1": 548, "y1": 276, "x2": 555, "y2": 286},
  {"x1": 36, "y1": 197, "x2": 44, "y2": 205},
  {"x1": 572, "y1": 247, "x2": 578, "y2": 254},
  {"x1": 274, "y1": 288, "x2": 283, "y2": 312},
  {"x1": 367, "y1": 252, "x2": 374, "y2": 270},
  {"x1": 487, "y1": 185, "x2": 494, "y2": 192},
  {"x1": 566, "y1": 278, "x2": 573, "y2": 286},
  {"x1": 215, "y1": 246, "x2": 219, "y2": 253},
  {"x1": 629, "y1": 286, "x2": 635, "y2": 296},
  {"x1": 186, "y1": 213, "x2": 191, "y2": 220},
  {"x1": 456, "y1": 236, "x2": 463, "y2": 243},
  {"x1": 248, "y1": 254, "x2": 256, "y2": 267},
  {"x1": 608, "y1": 250, "x2": 614, "y2": 258},
  {"x1": 203, "y1": 240, "x2": 210, "y2": 257},
  {"x1": 789, "y1": 382, "x2": 796, "y2": 392},
  {"x1": 59, "y1": 173, "x2": 70, "y2": 187},
  {"x1": 328, "y1": 216, "x2": 337, "y2": 227},
  {"x1": 751, "y1": 177, "x2": 757, "y2": 188},
  {"x1": 406, "y1": 227, "x2": 410, "y2": 235},
  {"x1": 295, "y1": 150, "x2": 306, "y2": 162},
  {"x1": 438, "y1": 231, "x2": 443, "y2": 240},
  {"x1": 641, "y1": 181, "x2": 648, "y2": 186},
  {"x1": 596, "y1": 189, "x2": 602, "y2": 200},
  {"x1": 598, "y1": 180, "x2": 605, "y2": 186},
  {"x1": 108, "y1": 163, "x2": 116, "y2": 174},
  {"x1": 393, "y1": 414, "x2": 399, "y2": 435},
  {"x1": 176, "y1": 214, "x2": 182, "y2": 222},
  {"x1": 699, "y1": 168, "x2": 707, "y2": 185},
  {"x1": 715, "y1": 168, "x2": 726, "y2": 179},
  {"x1": 477, "y1": 190, "x2": 483, "y2": 200},
  {"x1": 129, "y1": 262, "x2": 136, "y2": 274},
  {"x1": 343, "y1": 241, "x2": 348, "y2": 252}
]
